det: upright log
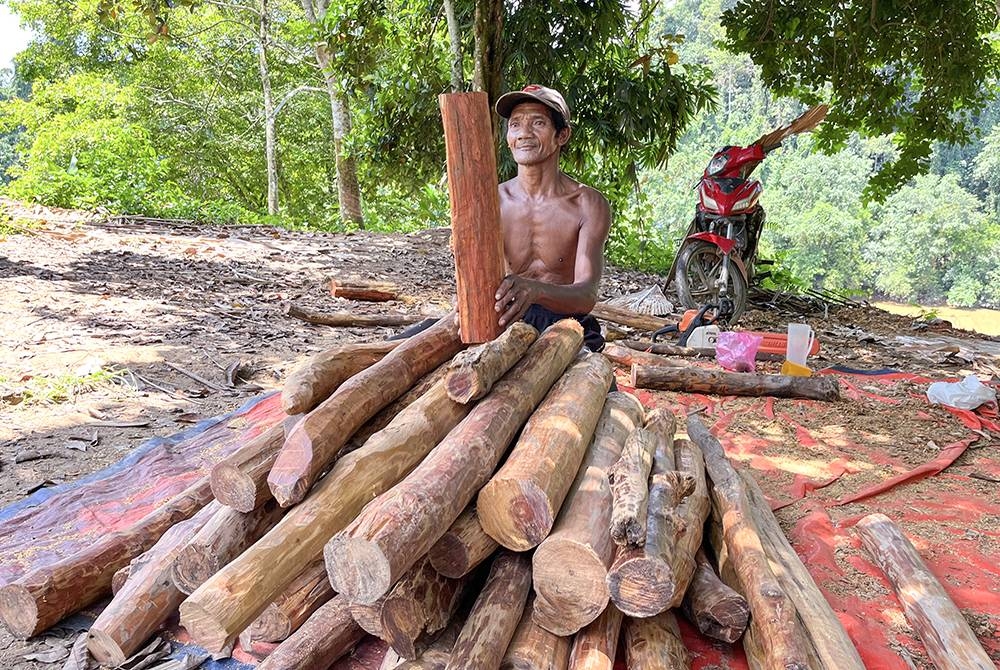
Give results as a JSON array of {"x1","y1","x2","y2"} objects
[
  {"x1": 855, "y1": 513, "x2": 994, "y2": 670},
  {"x1": 210, "y1": 423, "x2": 287, "y2": 513},
  {"x1": 477, "y1": 352, "x2": 614, "y2": 551},
  {"x1": 256, "y1": 595, "x2": 365, "y2": 670},
  {"x1": 427, "y1": 506, "x2": 499, "y2": 579},
  {"x1": 439, "y1": 92, "x2": 505, "y2": 344},
  {"x1": 632, "y1": 365, "x2": 840, "y2": 402},
  {"x1": 687, "y1": 414, "x2": 810, "y2": 670},
  {"x1": 445, "y1": 322, "x2": 538, "y2": 403},
  {"x1": 271, "y1": 312, "x2": 463, "y2": 506},
  {"x1": 622, "y1": 612, "x2": 688, "y2": 669},
  {"x1": 531, "y1": 392, "x2": 644, "y2": 635},
  {"x1": 446, "y1": 552, "x2": 532, "y2": 670},
  {"x1": 326, "y1": 321, "x2": 583, "y2": 605},
  {"x1": 0, "y1": 476, "x2": 213, "y2": 638},
  {"x1": 172, "y1": 499, "x2": 284, "y2": 594},
  {"x1": 602, "y1": 345, "x2": 681, "y2": 370},
  {"x1": 680, "y1": 548, "x2": 748, "y2": 644},
  {"x1": 567, "y1": 605, "x2": 623, "y2": 670},
  {"x1": 282, "y1": 340, "x2": 401, "y2": 415},
  {"x1": 244, "y1": 559, "x2": 333, "y2": 644},
  {"x1": 500, "y1": 597, "x2": 572, "y2": 670},
  {"x1": 180, "y1": 378, "x2": 473, "y2": 655}
]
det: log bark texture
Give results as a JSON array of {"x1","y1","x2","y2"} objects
[
  {"x1": 330, "y1": 278, "x2": 401, "y2": 302},
  {"x1": 855, "y1": 513, "x2": 994, "y2": 670},
  {"x1": 632, "y1": 365, "x2": 841, "y2": 402},
  {"x1": 445, "y1": 322, "x2": 538, "y2": 403},
  {"x1": 326, "y1": 320, "x2": 583, "y2": 605},
  {"x1": 687, "y1": 414, "x2": 810, "y2": 670},
  {"x1": 256, "y1": 594, "x2": 365, "y2": 670},
  {"x1": 623, "y1": 612, "x2": 688, "y2": 669},
  {"x1": 348, "y1": 363, "x2": 450, "y2": 450},
  {"x1": 244, "y1": 559, "x2": 333, "y2": 643},
  {"x1": 500, "y1": 597, "x2": 572, "y2": 670},
  {"x1": 531, "y1": 392, "x2": 644, "y2": 636},
  {"x1": 590, "y1": 303, "x2": 673, "y2": 333},
  {"x1": 271, "y1": 312, "x2": 463, "y2": 506},
  {"x1": 477, "y1": 352, "x2": 614, "y2": 551},
  {"x1": 0, "y1": 475, "x2": 213, "y2": 638},
  {"x1": 602, "y1": 344, "x2": 682, "y2": 370},
  {"x1": 282, "y1": 340, "x2": 401, "y2": 415},
  {"x1": 179, "y1": 377, "x2": 472, "y2": 655},
  {"x1": 86, "y1": 501, "x2": 219, "y2": 665},
  {"x1": 567, "y1": 605, "x2": 623, "y2": 670},
  {"x1": 210, "y1": 423, "x2": 286, "y2": 513},
  {"x1": 388, "y1": 620, "x2": 461, "y2": 670},
  {"x1": 172, "y1": 499, "x2": 284, "y2": 595},
  {"x1": 439, "y1": 92, "x2": 505, "y2": 344},
  {"x1": 284, "y1": 303, "x2": 424, "y2": 328},
  {"x1": 446, "y1": 551, "x2": 531, "y2": 670},
  {"x1": 427, "y1": 506, "x2": 499, "y2": 579},
  {"x1": 680, "y1": 548, "x2": 748, "y2": 644}
]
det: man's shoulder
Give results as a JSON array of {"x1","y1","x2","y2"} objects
[{"x1": 559, "y1": 174, "x2": 608, "y2": 205}]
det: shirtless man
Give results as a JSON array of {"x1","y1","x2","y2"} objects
[{"x1": 493, "y1": 85, "x2": 612, "y2": 351}]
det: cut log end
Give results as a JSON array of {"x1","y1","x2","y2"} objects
[
  {"x1": 172, "y1": 546, "x2": 221, "y2": 595},
  {"x1": 607, "y1": 557, "x2": 675, "y2": 618},
  {"x1": 86, "y1": 628, "x2": 127, "y2": 667},
  {"x1": 210, "y1": 463, "x2": 261, "y2": 513},
  {"x1": 478, "y1": 479, "x2": 555, "y2": 551},
  {"x1": 325, "y1": 538, "x2": 392, "y2": 605},
  {"x1": 427, "y1": 536, "x2": 473, "y2": 580},
  {"x1": 0, "y1": 585, "x2": 38, "y2": 638},
  {"x1": 178, "y1": 598, "x2": 234, "y2": 655},
  {"x1": 444, "y1": 375, "x2": 478, "y2": 405},
  {"x1": 531, "y1": 540, "x2": 609, "y2": 636}
]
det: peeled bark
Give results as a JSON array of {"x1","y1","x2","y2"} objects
[
  {"x1": 602, "y1": 345, "x2": 681, "y2": 370},
  {"x1": 445, "y1": 322, "x2": 538, "y2": 403},
  {"x1": 680, "y1": 548, "x2": 748, "y2": 644},
  {"x1": 427, "y1": 506, "x2": 499, "y2": 579},
  {"x1": 590, "y1": 303, "x2": 673, "y2": 333},
  {"x1": 478, "y1": 353, "x2": 614, "y2": 551},
  {"x1": 210, "y1": 423, "x2": 286, "y2": 513},
  {"x1": 531, "y1": 392, "x2": 645, "y2": 636},
  {"x1": 855, "y1": 513, "x2": 994, "y2": 670},
  {"x1": 256, "y1": 594, "x2": 365, "y2": 670},
  {"x1": 632, "y1": 365, "x2": 841, "y2": 402},
  {"x1": 271, "y1": 312, "x2": 463, "y2": 507},
  {"x1": 282, "y1": 340, "x2": 401, "y2": 415},
  {"x1": 500, "y1": 597, "x2": 571, "y2": 670},
  {"x1": 0, "y1": 476, "x2": 213, "y2": 638},
  {"x1": 244, "y1": 559, "x2": 333, "y2": 644},
  {"x1": 326, "y1": 320, "x2": 583, "y2": 605},
  {"x1": 567, "y1": 605, "x2": 623, "y2": 670},
  {"x1": 622, "y1": 612, "x2": 688, "y2": 669},
  {"x1": 446, "y1": 552, "x2": 532, "y2": 670},
  {"x1": 180, "y1": 378, "x2": 473, "y2": 655}
]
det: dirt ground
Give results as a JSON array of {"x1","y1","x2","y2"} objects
[{"x1": 1, "y1": 198, "x2": 998, "y2": 669}]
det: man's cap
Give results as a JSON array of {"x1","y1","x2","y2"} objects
[{"x1": 495, "y1": 85, "x2": 571, "y2": 125}]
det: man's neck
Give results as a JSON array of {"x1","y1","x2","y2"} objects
[{"x1": 515, "y1": 159, "x2": 563, "y2": 199}]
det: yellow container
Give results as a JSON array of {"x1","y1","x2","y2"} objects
[{"x1": 781, "y1": 360, "x2": 812, "y2": 377}]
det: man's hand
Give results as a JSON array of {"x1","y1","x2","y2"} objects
[{"x1": 495, "y1": 274, "x2": 540, "y2": 328}]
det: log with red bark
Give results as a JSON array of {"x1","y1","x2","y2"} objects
[
  {"x1": 477, "y1": 352, "x2": 614, "y2": 551},
  {"x1": 427, "y1": 505, "x2": 499, "y2": 579},
  {"x1": 330, "y1": 278, "x2": 402, "y2": 302},
  {"x1": 325, "y1": 320, "x2": 584, "y2": 605},
  {"x1": 348, "y1": 363, "x2": 451, "y2": 450},
  {"x1": 271, "y1": 312, "x2": 464, "y2": 507},
  {"x1": 240, "y1": 559, "x2": 333, "y2": 646},
  {"x1": 531, "y1": 392, "x2": 645, "y2": 636},
  {"x1": 740, "y1": 470, "x2": 864, "y2": 669},
  {"x1": 0, "y1": 475, "x2": 213, "y2": 638},
  {"x1": 608, "y1": 409, "x2": 676, "y2": 547},
  {"x1": 590, "y1": 303, "x2": 674, "y2": 333},
  {"x1": 282, "y1": 340, "x2": 401, "y2": 415},
  {"x1": 622, "y1": 611, "x2": 688, "y2": 669},
  {"x1": 86, "y1": 501, "x2": 220, "y2": 665},
  {"x1": 439, "y1": 92, "x2": 505, "y2": 344},
  {"x1": 687, "y1": 414, "x2": 810, "y2": 670},
  {"x1": 500, "y1": 597, "x2": 572, "y2": 670},
  {"x1": 180, "y1": 376, "x2": 474, "y2": 655},
  {"x1": 680, "y1": 548, "x2": 748, "y2": 644},
  {"x1": 210, "y1": 423, "x2": 287, "y2": 513},
  {"x1": 284, "y1": 303, "x2": 425, "y2": 328},
  {"x1": 632, "y1": 365, "x2": 841, "y2": 401},
  {"x1": 256, "y1": 594, "x2": 366, "y2": 670},
  {"x1": 855, "y1": 513, "x2": 994, "y2": 670},
  {"x1": 111, "y1": 564, "x2": 130, "y2": 595},
  {"x1": 567, "y1": 604, "x2": 623, "y2": 670},
  {"x1": 446, "y1": 551, "x2": 532, "y2": 670},
  {"x1": 602, "y1": 344, "x2": 682, "y2": 370},
  {"x1": 445, "y1": 322, "x2": 538, "y2": 403},
  {"x1": 172, "y1": 499, "x2": 284, "y2": 594}
]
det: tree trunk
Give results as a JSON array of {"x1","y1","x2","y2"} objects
[
  {"x1": 427, "y1": 505, "x2": 499, "y2": 579},
  {"x1": 472, "y1": 0, "x2": 503, "y2": 109},
  {"x1": 244, "y1": 559, "x2": 333, "y2": 644},
  {"x1": 445, "y1": 322, "x2": 538, "y2": 403},
  {"x1": 622, "y1": 612, "x2": 688, "y2": 669},
  {"x1": 443, "y1": 0, "x2": 463, "y2": 91},
  {"x1": 258, "y1": 0, "x2": 279, "y2": 215},
  {"x1": 326, "y1": 320, "x2": 584, "y2": 605},
  {"x1": 282, "y1": 340, "x2": 401, "y2": 415},
  {"x1": 686, "y1": 414, "x2": 810, "y2": 670},
  {"x1": 271, "y1": 312, "x2": 463, "y2": 506},
  {"x1": 446, "y1": 552, "x2": 532, "y2": 670},
  {"x1": 500, "y1": 596, "x2": 572, "y2": 670},
  {"x1": 0, "y1": 476, "x2": 213, "y2": 638},
  {"x1": 478, "y1": 352, "x2": 614, "y2": 550},
  {"x1": 632, "y1": 365, "x2": 841, "y2": 401},
  {"x1": 567, "y1": 604, "x2": 622, "y2": 670},
  {"x1": 602, "y1": 344, "x2": 682, "y2": 370},
  {"x1": 531, "y1": 392, "x2": 644, "y2": 636},
  {"x1": 680, "y1": 548, "x2": 749, "y2": 644},
  {"x1": 590, "y1": 304, "x2": 673, "y2": 333},
  {"x1": 210, "y1": 423, "x2": 287, "y2": 513},
  {"x1": 172, "y1": 499, "x2": 284, "y2": 595},
  {"x1": 179, "y1": 378, "x2": 473, "y2": 655},
  {"x1": 855, "y1": 513, "x2": 994, "y2": 670},
  {"x1": 86, "y1": 502, "x2": 219, "y2": 665},
  {"x1": 256, "y1": 594, "x2": 365, "y2": 670},
  {"x1": 284, "y1": 304, "x2": 424, "y2": 329}
]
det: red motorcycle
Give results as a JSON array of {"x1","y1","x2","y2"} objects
[{"x1": 670, "y1": 105, "x2": 829, "y2": 323}]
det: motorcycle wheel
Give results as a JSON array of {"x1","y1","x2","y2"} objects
[{"x1": 674, "y1": 240, "x2": 748, "y2": 322}]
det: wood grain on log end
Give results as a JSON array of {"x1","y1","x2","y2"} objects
[
  {"x1": 210, "y1": 462, "x2": 263, "y2": 513},
  {"x1": 0, "y1": 585, "x2": 37, "y2": 638},
  {"x1": 478, "y1": 479, "x2": 554, "y2": 551},
  {"x1": 173, "y1": 545, "x2": 222, "y2": 595},
  {"x1": 606, "y1": 553, "x2": 674, "y2": 618},
  {"x1": 325, "y1": 537, "x2": 392, "y2": 605},
  {"x1": 178, "y1": 598, "x2": 232, "y2": 655},
  {"x1": 86, "y1": 628, "x2": 127, "y2": 667},
  {"x1": 531, "y1": 540, "x2": 608, "y2": 636}
]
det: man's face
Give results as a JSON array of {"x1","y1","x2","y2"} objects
[{"x1": 506, "y1": 102, "x2": 570, "y2": 166}]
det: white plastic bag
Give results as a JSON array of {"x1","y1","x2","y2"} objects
[{"x1": 926, "y1": 375, "x2": 997, "y2": 410}]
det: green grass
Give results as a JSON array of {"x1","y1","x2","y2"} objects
[{"x1": 0, "y1": 367, "x2": 132, "y2": 406}]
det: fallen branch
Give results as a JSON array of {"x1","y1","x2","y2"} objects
[
  {"x1": 632, "y1": 365, "x2": 840, "y2": 401},
  {"x1": 284, "y1": 303, "x2": 424, "y2": 328}
]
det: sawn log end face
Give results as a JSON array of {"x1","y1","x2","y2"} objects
[
  {"x1": 210, "y1": 463, "x2": 258, "y2": 513},
  {"x1": 177, "y1": 598, "x2": 233, "y2": 655},
  {"x1": 86, "y1": 628, "x2": 126, "y2": 666},
  {"x1": 477, "y1": 480, "x2": 553, "y2": 551},
  {"x1": 324, "y1": 537, "x2": 392, "y2": 605},
  {"x1": 607, "y1": 557, "x2": 675, "y2": 618},
  {"x1": 0, "y1": 584, "x2": 38, "y2": 638}
]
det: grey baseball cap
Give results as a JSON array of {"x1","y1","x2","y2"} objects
[{"x1": 495, "y1": 84, "x2": 571, "y2": 125}]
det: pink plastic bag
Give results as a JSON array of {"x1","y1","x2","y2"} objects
[{"x1": 716, "y1": 331, "x2": 763, "y2": 372}]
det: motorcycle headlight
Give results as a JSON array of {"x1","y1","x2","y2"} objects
[
  {"x1": 707, "y1": 154, "x2": 729, "y2": 176},
  {"x1": 733, "y1": 195, "x2": 755, "y2": 211},
  {"x1": 701, "y1": 192, "x2": 719, "y2": 210}
]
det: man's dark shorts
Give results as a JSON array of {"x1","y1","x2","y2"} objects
[{"x1": 522, "y1": 304, "x2": 605, "y2": 352}]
